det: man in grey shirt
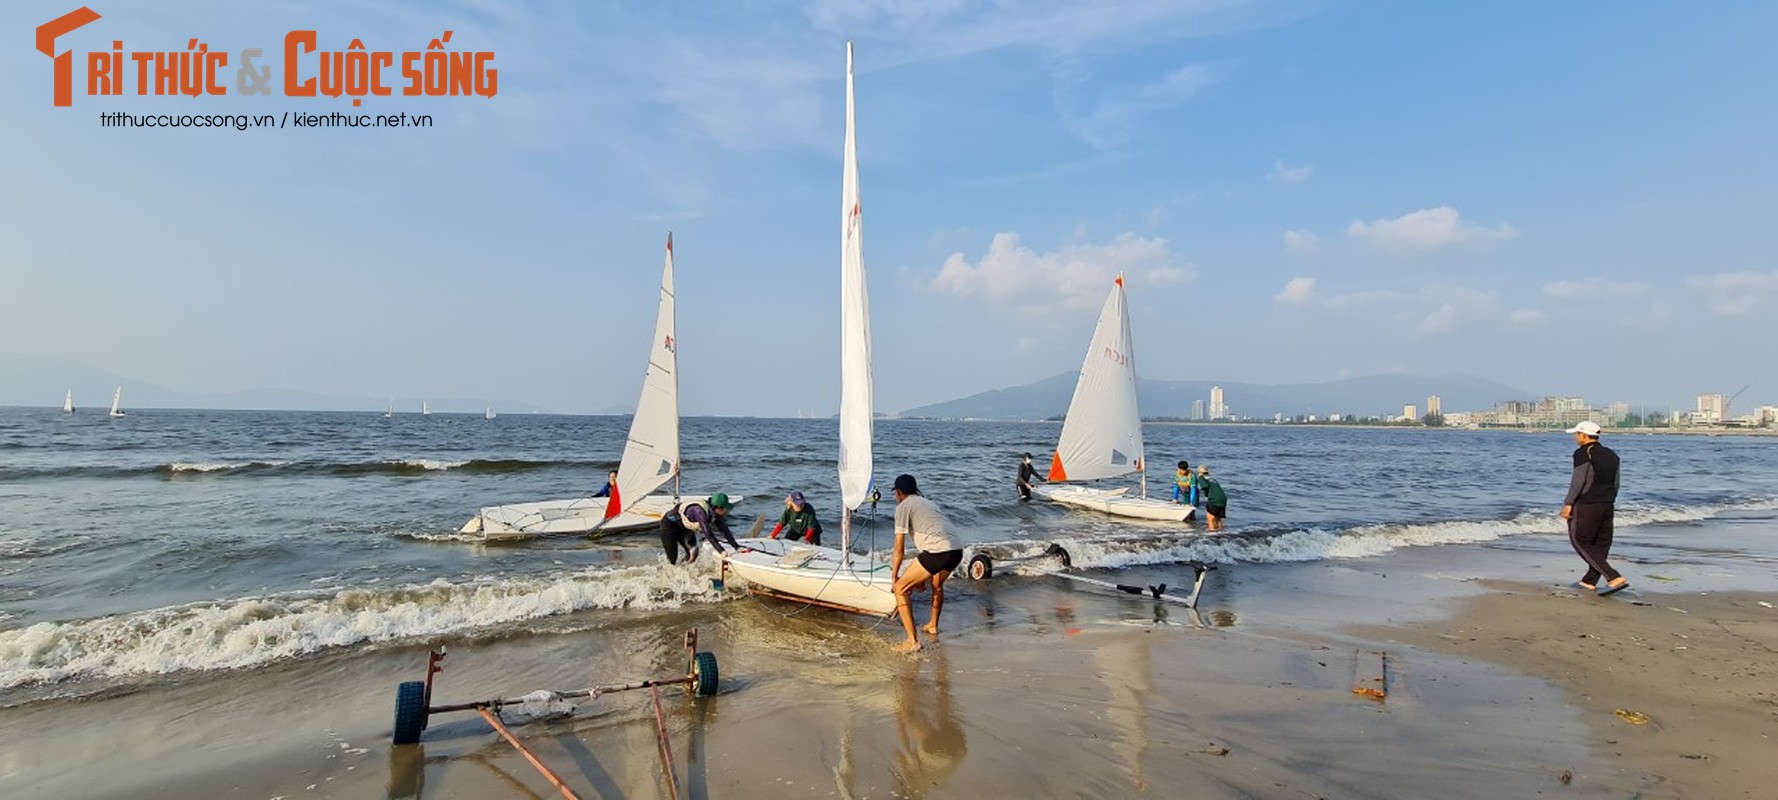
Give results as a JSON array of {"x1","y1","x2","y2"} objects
[
  {"x1": 890, "y1": 474, "x2": 962, "y2": 653},
  {"x1": 1561, "y1": 421, "x2": 1626, "y2": 595}
]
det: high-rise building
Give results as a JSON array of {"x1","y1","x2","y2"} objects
[
  {"x1": 1403, "y1": 404, "x2": 1418, "y2": 421},
  {"x1": 1190, "y1": 399, "x2": 1205, "y2": 421},
  {"x1": 1697, "y1": 393, "x2": 1727, "y2": 423},
  {"x1": 1209, "y1": 386, "x2": 1225, "y2": 420},
  {"x1": 1426, "y1": 395, "x2": 1442, "y2": 416}
]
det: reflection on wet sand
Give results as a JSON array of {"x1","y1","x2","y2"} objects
[
  {"x1": 890, "y1": 648, "x2": 967, "y2": 799},
  {"x1": 1097, "y1": 630, "x2": 1153, "y2": 794}
]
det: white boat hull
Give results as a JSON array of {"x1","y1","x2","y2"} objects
[
  {"x1": 1035, "y1": 485, "x2": 1194, "y2": 522},
  {"x1": 723, "y1": 538, "x2": 898, "y2": 615},
  {"x1": 462, "y1": 493, "x2": 743, "y2": 539}
]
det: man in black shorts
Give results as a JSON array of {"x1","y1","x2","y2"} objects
[{"x1": 890, "y1": 474, "x2": 961, "y2": 653}]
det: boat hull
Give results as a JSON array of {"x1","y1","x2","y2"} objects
[
  {"x1": 1035, "y1": 485, "x2": 1194, "y2": 522},
  {"x1": 723, "y1": 538, "x2": 898, "y2": 615},
  {"x1": 462, "y1": 493, "x2": 742, "y2": 539}
]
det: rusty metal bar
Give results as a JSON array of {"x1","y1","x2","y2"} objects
[
  {"x1": 428, "y1": 677, "x2": 693, "y2": 715},
  {"x1": 474, "y1": 706, "x2": 580, "y2": 800},
  {"x1": 649, "y1": 685, "x2": 681, "y2": 800}
]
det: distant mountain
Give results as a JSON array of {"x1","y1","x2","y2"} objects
[
  {"x1": 0, "y1": 354, "x2": 553, "y2": 414},
  {"x1": 900, "y1": 372, "x2": 1535, "y2": 420}
]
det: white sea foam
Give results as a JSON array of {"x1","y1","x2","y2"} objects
[
  {"x1": 166, "y1": 461, "x2": 283, "y2": 473},
  {"x1": 0, "y1": 562, "x2": 724, "y2": 690},
  {"x1": 389, "y1": 459, "x2": 469, "y2": 471},
  {"x1": 996, "y1": 497, "x2": 1778, "y2": 574}
]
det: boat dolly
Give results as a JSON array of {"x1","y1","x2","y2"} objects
[
  {"x1": 390, "y1": 629, "x2": 720, "y2": 800},
  {"x1": 965, "y1": 544, "x2": 1219, "y2": 608}
]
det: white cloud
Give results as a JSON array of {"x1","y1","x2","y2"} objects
[
  {"x1": 1347, "y1": 207, "x2": 1518, "y2": 255},
  {"x1": 1057, "y1": 64, "x2": 1217, "y2": 153},
  {"x1": 1543, "y1": 278, "x2": 1675, "y2": 330},
  {"x1": 1275, "y1": 279, "x2": 1541, "y2": 335},
  {"x1": 1273, "y1": 277, "x2": 1316, "y2": 306},
  {"x1": 1283, "y1": 229, "x2": 1319, "y2": 255},
  {"x1": 932, "y1": 231, "x2": 1193, "y2": 315},
  {"x1": 1267, "y1": 160, "x2": 1312, "y2": 184},
  {"x1": 1541, "y1": 278, "x2": 1651, "y2": 301},
  {"x1": 1687, "y1": 270, "x2": 1778, "y2": 315}
]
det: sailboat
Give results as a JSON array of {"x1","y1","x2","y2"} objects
[
  {"x1": 724, "y1": 43, "x2": 898, "y2": 616},
  {"x1": 63, "y1": 390, "x2": 74, "y2": 414},
  {"x1": 384, "y1": 399, "x2": 394, "y2": 419},
  {"x1": 421, "y1": 402, "x2": 431, "y2": 416},
  {"x1": 1031, "y1": 277, "x2": 1192, "y2": 522},
  {"x1": 108, "y1": 387, "x2": 126, "y2": 418},
  {"x1": 484, "y1": 407, "x2": 496, "y2": 420},
  {"x1": 460, "y1": 233, "x2": 739, "y2": 539}
]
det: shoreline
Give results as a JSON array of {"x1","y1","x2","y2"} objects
[{"x1": 4, "y1": 524, "x2": 1775, "y2": 798}]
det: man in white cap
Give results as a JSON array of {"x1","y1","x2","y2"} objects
[{"x1": 1561, "y1": 421, "x2": 1627, "y2": 595}]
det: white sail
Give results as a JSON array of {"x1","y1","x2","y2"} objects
[
  {"x1": 421, "y1": 402, "x2": 430, "y2": 415},
  {"x1": 484, "y1": 407, "x2": 496, "y2": 420},
  {"x1": 63, "y1": 390, "x2": 73, "y2": 413},
  {"x1": 109, "y1": 387, "x2": 124, "y2": 417},
  {"x1": 837, "y1": 41, "x2": 874, "y2": 519},
  {"x1": 613, "y1": 232, "x2": 682, "y2": 510},
  {"x1": 1048, "y1": 277, "x2": 1143, "y2": 484}
]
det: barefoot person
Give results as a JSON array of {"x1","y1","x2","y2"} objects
[
  {"x1": 890, "y1": 474, "x2": 961, "y2": 653},
  {"x1": 1561, "y1": 421, "x2": 1627, "y2": 595}
]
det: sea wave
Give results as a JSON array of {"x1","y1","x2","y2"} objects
[
  {"x1": 0, "y1": 563, "x2": 725, "y2": 692},
  {"x1": 0, "y1": 458, "x2": 588, "y2": 482},
  {"x1": 978, "y1": 497, "x2": 1778, "y2": 574}
]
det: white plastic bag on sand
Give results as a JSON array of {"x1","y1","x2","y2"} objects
[{"x1": 500, "y1": 690, "x2": 575, "y2": 722}]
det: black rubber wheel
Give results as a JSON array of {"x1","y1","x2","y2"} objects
[
  {"x1": 392, "y1": 680, "x2": 428, "y2": 744},
  {"x1": 1044, "y1": 543, "x2": 1073, "y2": 568},
  {"x1": 967, "y1": 553, "x2": 993, "y2": 581},
  {"x1": 692, "y1": 651, "x2": 719, "y2": 696}
]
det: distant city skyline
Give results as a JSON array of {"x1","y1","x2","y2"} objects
[{"x1": 4, "y1": 2, "x2": 1776, "y2": 416}]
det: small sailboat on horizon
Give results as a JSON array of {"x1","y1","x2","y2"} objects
[
  {"x1": 421, "y1": 402, "x2": 431, "y2": 416},
  {"x1": 484, "y1": 407, "x2": 496, "y2": 420},
  {"x1": 108, "y1": 387, "x2": 126, "y2": 418},
  {"x1": 63, "y1": 390, "x2": 74, "y2": 414}
]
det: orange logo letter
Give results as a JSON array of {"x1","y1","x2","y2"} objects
[{"x1": 36, "y1": 7, "x2": 102, "y2": 107}]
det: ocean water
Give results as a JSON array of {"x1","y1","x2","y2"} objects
[{"x1": 2, "y1": 406, "x2": 1776, "y2": 701}]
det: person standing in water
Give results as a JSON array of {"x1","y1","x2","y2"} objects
[
  {"x1": 1197, "y1": 465, "x2": 1227, "y2": 531},
  {"x1": 1016, "y1": 453, "x2": 1045, "y2": 501},
  {"x1": 768, "y1": 490, "x2": 824, "y2": 545},
  {"x1": 890, "y1": 474, "x2": 961, "y2": 654},
  {"x1": 1562, "y1": 421, "x2": 1627, "y2": 595}
]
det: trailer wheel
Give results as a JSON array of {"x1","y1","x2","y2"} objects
[
  {"x1": 1043, "y1": 543, "x2": 1073, "y2": 568},
  {"x1": 967, "y1": 554, "x2": 993, "y2": 581},
  {"x1": 392, "y1": 681, "x2": 428, "y2": 744},
  {"x1": 692, "y1": 651, "x2": 720, "y2": 696}
]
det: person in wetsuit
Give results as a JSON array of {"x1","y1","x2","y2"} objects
[
  {"x1": 659, "y1": 492, "x2": 740, "y2": 564},
  {"x1": 1016, "y1": 453, "x2": 1045, "y2": 501}
]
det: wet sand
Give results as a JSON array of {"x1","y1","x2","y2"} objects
[{"x1": 2, "y1": 538, "x2": 1775, "y2": 799}]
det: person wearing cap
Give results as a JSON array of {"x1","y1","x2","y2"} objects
[
  {"x1": 1016, "y1": 453, "x2": 1046, "y2": 501},
  {"x1": 659, "y1": 492, "x2": 741, "y2": 565},
  {"x1": 769, "y1": 490, "x2": 824, "y2": 545},
  {"x1": 889, "y1": 474, "x2": 962, "y2": 653},
  {"x1": 1561, "y1": 421, "x2": 1627, "y2": 595},
  {"x1": 1197, "y1": 465, "x2": 1227, "y2": 531}
]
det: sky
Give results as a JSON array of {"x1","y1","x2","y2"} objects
[{"x1": 3, "y1": 0, "x2": 1776, "y2": 416}]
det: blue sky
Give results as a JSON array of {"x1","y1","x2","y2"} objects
[{"x1": 3, "y1": 1, "x2": 1775, "y2": 415}]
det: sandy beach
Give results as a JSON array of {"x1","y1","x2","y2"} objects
[{"x1": 4, "y1": 523, "x2": 1774, "y2": 800}]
